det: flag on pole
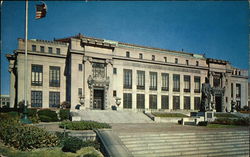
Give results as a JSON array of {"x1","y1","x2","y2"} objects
[{"x1": 36, "y1": 2, "x2": 47, "y2": 19}]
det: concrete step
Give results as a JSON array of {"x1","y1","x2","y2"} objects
[
  {"x1": 131, "y1": 145, "x2": 249, "y2": 155},
  {"x1": 126, "y1": 140, "x2": 249, "y2": 151}
]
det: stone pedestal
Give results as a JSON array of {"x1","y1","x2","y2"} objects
[{"x1": 197, "y1": 111, "x2": 215, "y2": 122}]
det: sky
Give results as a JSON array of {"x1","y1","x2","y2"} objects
[{"x1": 1, "y1": 1, "x2": 249, "y2": 95}]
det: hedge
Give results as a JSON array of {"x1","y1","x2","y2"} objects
[
  {"x1": 38, "y1": 109, "x2": 59, "y2": 122},
  {"x1": 59, "y1": 121, "x2": 111, "y2": 130}
]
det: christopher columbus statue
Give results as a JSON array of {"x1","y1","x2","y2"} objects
[{"x1": 200, "y1": 77, "x2": 212, "y2": 112}]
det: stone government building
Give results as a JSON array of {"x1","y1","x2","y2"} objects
[{"x1": 6, "y1": 34, "x2": 248, "y2": 112}]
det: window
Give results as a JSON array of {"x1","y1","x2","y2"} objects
[
  {"x1": 139, "y1": 53, "x2": 143, "y2": 59},
  {"x1": 113, "y1": 68, "x2": 117, "y2": 74},
  {"x1": 126, "y1": 51, "x2": 130, "y2": 58},
  {"x1": 137, "y1": 94, "x2": 145, "y2": 109},
  {"x1": 173, "y1": 96, "x2": 180, "y2": 110},
  {"x1": 184, "y1": 96, "x2": 190, "y2": 110},
  {"x1": 184, "y1": 75, "x2": 190, "y2": 92},
  {"x1": 78, "y1": 88, "x2": 82, "y2": 97},
  {"x1": 213, "y1": 75, "x2": 221, "y2": 87},
  {"x1": 186, "y1": 60, "x2": 189, "y2": 65},
  {"x1": 31, "y1": 91, "x2": 42, "y2": 107},
  {"x1": 48, "y1": 47, "x2": 53, "y2": 54},
  {"x1": 175, "y1": 58, "x2": 178, "y2": 64},
  {"x1": 137, "y1": 71, "x2": 145, "y2": 89},
  {"x1": 79, "y1": 64, "x2": 82, "y2": 71},
  {"x1": 56, "y1": 48, "x2": 60, "y2": 55},
  {"x1": 164, "y1": 57, "x2": 167, "y2": 63},
  {"x1": 194, "y1": 97, "x2": 200, "y2": 110},
  {"x1": 49, "y1": 92, "x2": 60, "y2": 108},
  {"x1": 196, "y1": 61, "x2": 199, "y2": 66},
  {"x1": 152, "y1": 55, "x2": 155, "y2": 61},
  {"x1": 92, "y1": 63, "x2": 105, "y2": 78},
  {"x1": 150, "y1": 72, "x2": 157, "y2": 90},
  {"x1": 236, "y1": 84, "x2": 241, "y2": 98},
  {"x1": 194, "y1": 76, "x2": 200, "y2": 93},
  {"x1": 162, "y1": 73, "x2": 169, "y2": 91},
  {"x1": 173, "y1": 74, "x2": 180, "y2": 92},
  {"x1": 31, "y1": 65, "x2": 43, "y2": 86},
  {"x1": 149, "y1": 95, "x2": 157, "y2": 109},
  {"x1": 161, "y1": 95, "x2": 169, "y2": 109},
  {"x1": 231, "y1": 83, "x2": 234, "y2": 98},
  {"x1": 123, "y1": 93, "x2": 132, "y2": 109},
  {"x1": 40, "y1": 46, "x2": 44, "y2": 52},
  {"x1": 32, "y1": 45, "x2": 36, "y2": 52},
  {"x1": 113, "y1": 91, "x2": 117, "y2": 97},
  {"x1": 49, "y1": 66, "x2": 60, "y2": 87},
  {"x1": 123, "y1": 69, "x2": 132, "y2": 89}
]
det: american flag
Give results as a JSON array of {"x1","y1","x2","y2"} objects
[{"x1": 36, "y1": 2, "x2": 47, "y2": 19}]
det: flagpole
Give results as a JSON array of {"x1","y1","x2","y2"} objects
[{"x1": 21, "y1": 0, "x2": 31, "y2": 124}]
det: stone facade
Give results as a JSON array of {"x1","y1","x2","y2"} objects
[
  {"x1": 0, "y1": 95, "x2": 10, "y2": 108},
  {"x1": 6, "y1": 34, "x2": 248, "y2": 112}
]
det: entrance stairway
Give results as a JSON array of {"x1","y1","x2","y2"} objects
[
  {"x1": 119, "y1": 131, "x2": 249, "y2": 157},
  {"x1": 73, "y1": 110, "x2": 153, "y2": 123}
]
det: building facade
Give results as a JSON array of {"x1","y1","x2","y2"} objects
[
  {"x1": 0, "y1": 95, "x2": 10, "y2": 108},
  {"x1": 6, "y1": 34, "x2": 248, "y2": 112}
]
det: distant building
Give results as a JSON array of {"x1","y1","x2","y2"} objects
[
  {"x1": 0, "y1": 95, "x2": 10, "y2": 108},
  {"x1": 6, "y1": 34, "x2": 248, "y2": 112}
]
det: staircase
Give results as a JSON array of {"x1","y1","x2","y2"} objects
[{"x1": 119, "y1": 131, "x2": 249, "y2": 157}]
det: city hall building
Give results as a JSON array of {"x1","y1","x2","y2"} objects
[{"x1": 6, "y1": 34, "x2": 248, "y2": 112}]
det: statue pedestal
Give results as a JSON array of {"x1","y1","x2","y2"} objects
[{"x1": 197, "y1": 111, "x2": 215, "y2": 122}]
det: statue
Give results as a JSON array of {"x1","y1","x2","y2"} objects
[{"x1": 200, "y1": 77, "x2": 212, "y2": 112}]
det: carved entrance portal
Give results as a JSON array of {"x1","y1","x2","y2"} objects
[
  {"x1": 93, "y1": 89, "x2": 104, "y2": 110},
  {"x1": 212, "y1": 87, "x2": 225, "y2": 112}
]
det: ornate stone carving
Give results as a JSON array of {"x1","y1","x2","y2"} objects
[{"x1": 83, "y1": 56, "x2": 93, "y2": 63}]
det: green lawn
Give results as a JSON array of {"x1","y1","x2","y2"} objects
[
  {"x1": 0, "y1": 142, "x2": 103, "y2": 157},
  {"x1": 214, "y1": 113, "x2": 239, "y2": 118},
  {"x1": 152, "y1": 112, "x2": 189, "y2": 118},
  {"x1": 206, "y1": 124, "x2": 238, "y2": 128}
]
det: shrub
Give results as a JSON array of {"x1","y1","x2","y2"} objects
[
  {"x1": 198, "y1": 121, "x2": 208, "y2": 126},
  {"x1": 82, "y1": 140, "x2": 100, "y2": 150},
  {"x1": 62, "y1": 136, "x2": 83, "y2": 153},
  {"x1": 59, "y1": 109, "x2": 70, "y2": 121},
  {"x1": 59, "y1": 121, "x2": 111, "y2": 130},
  {"x1": 38, "y1": 109, "x2": 58, "y2": 122},
  {"x1": 212, "y1": 117, "x2": 250, "y2": 126},
  {"x1": 0, "y1": 117, "x2": 59, "y2": 151},
  {"x1": 6, "y1": 111, "x2": 19, "y2": 118},
  {"x1": 27, "y1": 108, "x2": 37, "y2": 117},
  {"x1": 60, "y1": 101, "x2": 71, "y2": 109}
]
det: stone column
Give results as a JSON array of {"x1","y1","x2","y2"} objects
[
  {"x1": 105, "y1": 59, "x2": 113, "y2": 110},
  {"x1": 83, "y1": 56, "x2": 92, "y2": 109},
  {"x1": 221, "y1": 73, "x2": 226, "y2": 112}
]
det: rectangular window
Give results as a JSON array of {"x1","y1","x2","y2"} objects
[
  {"x1": 236, "y1": 84, "x2": 241, "y2": 98},
  {"x1": 150, "y1": 72, "x2": 157, "y2": 90},
  {"x1": 173, "y1": 96, "x2": 180, "y2": 110},
  {"x1": 164, "y1": 57, "x2": 167, "y2": 63},
  {"x1": 184, "y1": 96, "x2": 190, "y2": 110},
  {"x1": 137, "y1": 71, "x2": 145, "y2": 90},
  {"x1": 149, "y1": 95, "x2": 157, "y2": 109},
  {"x1": 48, "y1": 47, "x2": 53, "y2": 54},
  {"x1": 162, "y1": 73, "x2": 169, "y2": 91},
  {"x1": 49, "y1": 92, "x2": 60, "y2": 108},
  {"x1": 139, "y1": 53, "x2": 143, "y2": 59},
  {"x1": 152, "y1": 55, "x2": 155, "y2": 61},
  {"x1": 32, "y1": 45, "x2": 36, "y2": 52},
  {"x1": 194, "y1": 97, "x2": 201, "y2": 110},
  {"x1": 213, "y1": 75, "x2": 221, "y2": 87},
  {"x1": 31, "y1": 91, "x2": 42, "y2": 107},
  {"x1": 137, "y1": 94, "x2": 145, "y2": 109},
  {"x1": 79, "y1": 64, "x2": 82, "y2": 71},
  {"x1": 31, "y1": 64, "x2": 43, "y2": 86},
  {"x1": 175, "y1": 58, "x2": 178, "y2": 64},
  {"x1": 184, "y1": 75, "x2": 190, "y2": 92},
  {"x1": 173, "y1": 74, "x2": 180, "y2": 92},
  {"x1": 78, "y1": 88, "x2": 82, "y2": 97},
  {"x1": 113, "y1": 91, "x2": 117, "y2": 97},
  {"x1": 56, "y1": 48, "x2": 60, "y2": 55},
  {"x1": 40, "y1": 46, "x2": 44, "y2": 52},
  {"x1": 49, "y1": 66, "x2": 60, "y2": 87},
  {"x1": 186, "y1": 60, "x2": 189, "y2": 65},
  {"x1": 92, "y1": 63, "x2": 105, "y2": 78},
  {"x1": 194, "y1": 76, "x2": 201, "y2": 93},
  {"x1": 113, "y1": 68, "x2": 117, "y2": 74},
  {"x1": 126, "y1": 51, "x2": 130, "y2": 58},
  {"x1": 196, "y1": 61, "x2": 199, "y2": 66},
  {"x1": 231, "y1": 83, "x2": 233, "y2": 98},
  {"x1": 123, "y1": 93, "x2": 132, "y2": 109},
  {"x1": 123, "y1": 69, "x2": 132, "y2": 89},
  {"x1": 161, "y1": 95, "x2": 169, "y2": 109}
]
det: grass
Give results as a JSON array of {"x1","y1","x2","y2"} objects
[
  {"x1": 152, "y1": 112, "x2": 189, "y2": 118},
  {"x1": 206, "y1": 124, "x2": 238, "y2": 128},
  {"x1": 0, "y1": 142, "x2": 103, "y2": 157},
  {"x1": 214, "y1": 113, "x2": 239, "y2": 118}
]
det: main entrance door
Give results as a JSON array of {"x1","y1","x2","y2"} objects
[
  {"x1": 93, "y1": 89, "x2": 104, "y2": 110},
  {"x1": 215, "y1": 96, "x2": 222, "y2": 112}
]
